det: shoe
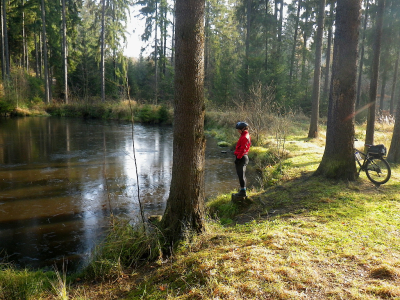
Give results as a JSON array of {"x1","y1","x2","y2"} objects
[{"x1": 235, "y1": 189, "x2": 247, "y2": 197}]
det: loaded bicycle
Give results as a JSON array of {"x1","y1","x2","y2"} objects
[{"x1": 354, "y1": 139, "x2": 391, "y2": 185}]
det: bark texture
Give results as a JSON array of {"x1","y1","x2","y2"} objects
[
  {"x1": 40, "y1": 0, "x2": 50, "y2": 103},
  {"x1": 62, "y1": 0, "x2": 68, "y2": 104},
  {"x1": 365, "y1": 0, "x2": 385, "y2": 146},
  {"x1": 388, "y1": 87, "x2": 400, "y2": 162},
  {"x1": 162, "y1": 0, "x2": 206, "y2": 247},
  {"x1": 100, "y1": 0, "x2": 106, "y2": 102},
  {"x1": 308, "y1": 0, "x2": 326, "y2": 138},
  {"x1": 315, "y1": 0, "x2": 361, "y2": 180}
]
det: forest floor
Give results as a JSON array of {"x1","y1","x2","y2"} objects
[
  {"x1": 1, "y1": 118, "x2": 400, "y2": 300},
  {"x1": 58, "y1": 123, "x2": 400, "y2": 299}
]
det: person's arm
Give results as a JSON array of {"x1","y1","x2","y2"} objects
[{"x1": 235, "y1": 136, "x2": 247, "y2": 159}]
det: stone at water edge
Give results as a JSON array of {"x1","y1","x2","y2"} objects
[{"x1": 231, "y1": 193, "x2": 253, "y2": 206}]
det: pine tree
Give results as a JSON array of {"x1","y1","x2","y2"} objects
[
  {"x1": 315, "y1": 0, "x2": 361, "y2": 180},
  {"x1": 365, "y1": 0, "x2": 385, "y2": 146},
  {"x1": 40, "y1": 0, "x2": 50, "y2": 103},
  {"x1": 308, "y1": 0, "x2": 326, "y2": 138},
  {"x1": 162, "y1": 0, "x2": 206, "y2": 247}
]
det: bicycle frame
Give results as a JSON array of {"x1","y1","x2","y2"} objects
[{"x1": 354, "y1": 148, "x2": 369, "y2": 173}]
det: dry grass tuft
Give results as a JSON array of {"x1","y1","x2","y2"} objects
[
  {"x1": 369, "y1": 264, "x2": 399, "y2": 280},
  {"x1": 365, "y1": 281, "x2": 400, "y2": 298}
]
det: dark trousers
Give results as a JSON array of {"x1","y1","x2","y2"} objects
[{"x1": 235, "y1": 155, "x2": 249, "y2": 189}]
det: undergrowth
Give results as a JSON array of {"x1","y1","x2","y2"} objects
[
  {"x1": 80, "y1": 218, "x2": 162, "y2": 282},
  {"x1": 45, "y1": 101, "x2": 172, "y2": 124},
  {"x1": 0, "y1": 266, "x2": 54, "y2": 300}
]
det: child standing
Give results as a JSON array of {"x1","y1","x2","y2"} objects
[{"x1": 234, "y1": 122, "x2": 251, "y2": 197}]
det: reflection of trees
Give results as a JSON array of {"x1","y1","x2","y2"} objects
[
  {"x1": 123, "y1": 125, "x2": 173, "y2": 208},
  {"x1": 0, "y1": 118, "x2": 176, "y2": 269}
]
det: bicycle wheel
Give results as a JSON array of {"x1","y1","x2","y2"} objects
[{"x1": 365, "y1": 157, "x2": 391, "y2": 185}]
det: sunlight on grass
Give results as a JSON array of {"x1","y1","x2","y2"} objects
[
  {"x1": 125, "y1": 120, "x2": 400, "y2": 300},
  {"x1": 1, "y1": 115, "x2": 399, "y2": 300},
  {"x1": 0, "y1": 266, "x2": 53, "y2": 300},
  {"x1": 50, "y1": 265, "x2": 68, "y2": 300}
]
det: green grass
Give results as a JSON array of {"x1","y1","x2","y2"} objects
[
  {"x1": 80, "y1": 218, "x2": 162, "y2": 282},
  {"x1": 126, "y1": 171, "x2": 400, "y2": 299},
  {"x1": 123, "y1": 119, "x2": 400, "y2": 300},
  {"x1": 0, "y1": 265, "x2": 55, "y2": 300}
]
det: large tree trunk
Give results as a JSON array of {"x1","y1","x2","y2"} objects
[
  {"x1": 40, "y1": 0, "x2": 50, "y2": 103},
  {"x1": 390, "y1": 50, "x2": 399, "y2": 115},
  {"x1": 154, "y1": 0, "x2": 158, "y2": 104},
  {"x1": 289, "y1": 0, "x2": 301, "y2": 86},
  {"x1": 161, "y1": 0, "x2": 206, "y2": 247},
  {"x1": 264, "y1": 0, "x2": 270, "y2": 69},
  {"x1": 0, "y1": 0, "x2": 5, "y2": 80},
  {"x1": 273, "y1": 0, "x2": 277, "y2": 53},
  {"x1": 22, "y1": 0, "x2": 26, "y2": 71},
  {"x1": 170, "y1": 0, "x2": 175, "y2": 65},
  {"x1": 308, "y1": 0, "x2": 326, "y2": 138},
  {"x1": 162, "y1": 4, "x2": 167, "y2": 77},
  {"x1": 277, "y1": 0, "x2": 283, "y2": 54},
  {"x1": 315, "y1": 0, "x2": 361, "y2": 180},
  {"x1": 300, "y1": 6, "x2": 310, "y2": 86},
  {"x1": 2, "y1": 0, "x2": 10, "y2": 79},
  {"x1": 39, "y1": 31, "x2": 43, "y2": 78},
  {"x1": 379, "y1": 70, "x2": 387, "y2": 111},
  {"x1": 100, "y1": 0, "x2": 106, "y2": 102},
  {"x1": 388, "y1": 94, "x2": 400, "y2": 162},
  {"x1": 244, "y1": 0, "x2": 251, "y2": 92},
  {"x1": 356, "y1": 0, "x2": 369, "y2": 108},
  {"x1": 34, "y1": 31, "x2": 39, "y2": 78},
  {"x1": 322, "y1": 2, "x2": 334, "y2": 101},
  {"x1": 62, "y1": 0, "x2": 68, "y2": 104},
  {"x1": 112, "y1": 3, "x2": 116, "y2": 85},
  {"x1": 204, "y1": 1, "x2": 210, "y2": 93},
  {"x1": 365, "y1": 0, "x2": 385, "y2": 146}
]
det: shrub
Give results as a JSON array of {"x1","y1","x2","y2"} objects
[
  {"x1": 137, "y1": 104, "x2": 157, "y2": 123},
  {"x1": 218, "y1": 141, "x2": 230, "y2": 147},
  {"x1": 158, "y1": 105, "x2": 171, "y2": 123},
  {"x1": 27, "y1": 76, "x2": 44, "y2": 101},
  {"x1": 0, "y1": 100, "x2": 14, "y2": 116},
  {"x1": 30, "y1": 96, "x2": 43, "y2": 106},
  {"x1": 249, "y1": 146, "x2": 290, "y2": 188},
  {"x1": 249, "y1": 146, "x2": 278, "y2": 166}
]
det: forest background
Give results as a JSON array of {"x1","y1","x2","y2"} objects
[{"x1": 1, "y1": 0, "x2": 400, "y2": 126}]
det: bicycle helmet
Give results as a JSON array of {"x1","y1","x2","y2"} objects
[{"x1": 235, "y1": 122, "x2": 248, "y2": 130}]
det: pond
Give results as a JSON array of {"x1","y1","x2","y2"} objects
[{"x1": 0, "y1": 117, "x2": 256, "y2": 271}]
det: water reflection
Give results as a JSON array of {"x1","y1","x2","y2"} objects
[{"x1": 0, "y1": 117, "x2": 253, "y2": 270}]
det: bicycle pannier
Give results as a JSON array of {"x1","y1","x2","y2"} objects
[{"x1": 368, "y1": 144, "x2": 386, "y2": 158}]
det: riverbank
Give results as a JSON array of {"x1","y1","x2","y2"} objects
[
  {"x1": 3, "y1": 101, "x2": 173, "y2": 125},
  {"x1": 1, "y1": 113, "x2": 399, "y2": 299}
]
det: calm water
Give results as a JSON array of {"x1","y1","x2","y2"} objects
[{"x1": 0, "y1": 117, "x2": 255, "y2": 270}]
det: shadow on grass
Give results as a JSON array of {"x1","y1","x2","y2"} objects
[{"x1": 208, "y1": 168, "x2": 399, "y2": 226}]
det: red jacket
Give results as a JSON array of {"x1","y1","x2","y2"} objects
[{"x1": 234, "y1": 130, "x2": 251, "y2": 159}]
